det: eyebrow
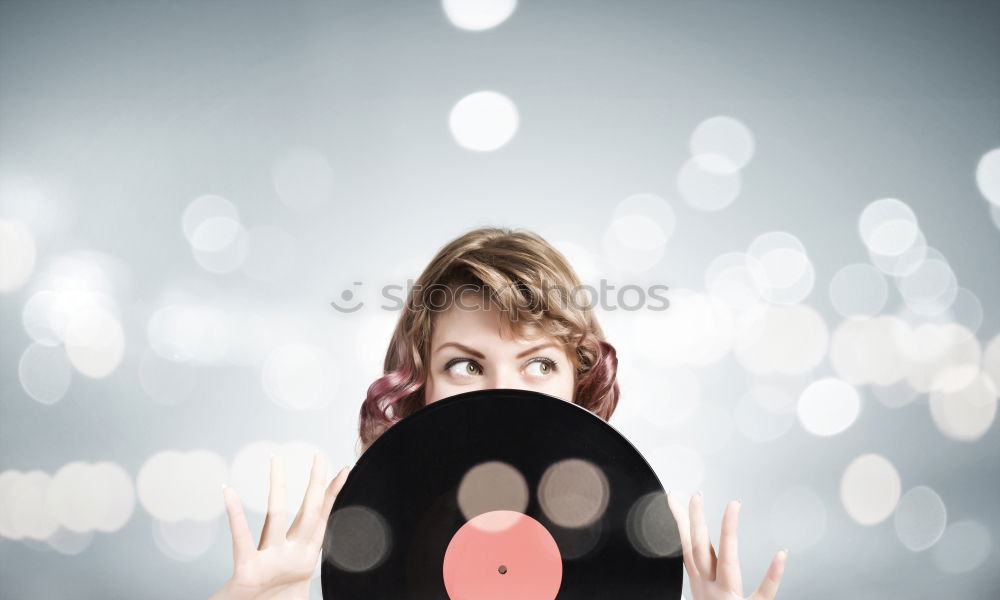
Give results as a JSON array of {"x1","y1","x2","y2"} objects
[{"x1": 434, "y1": 342, "x2": 559, "y2": 360}]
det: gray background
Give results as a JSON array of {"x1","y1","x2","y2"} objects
[{"x1": 1, "y1": 0, "x2": 998, "y2": 598}]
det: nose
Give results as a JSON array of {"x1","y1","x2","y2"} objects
[{"x1": 488, "y1": 366, "x2": 526, "y2": 392}]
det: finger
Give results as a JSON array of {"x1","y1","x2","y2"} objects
[
  {"x1": 716, "y1": 500, "x2": 743, "y2": 594},
  {"x1": 751, "y1": 550, "x2": 788, "y2": 600},
  {"x1": 308, "y1": 466, "x2": 351, "y2": 548},
  {"x1": 222, "y1": 485, "x2": 255, "y2": 567},
  {"x1": 689, "y1": 491, "x2": 715, "y2": 580},
  {"x1": 259, "y1": 454, "x2": 289, "y2": 550},
  {"x1": 288, "y1": 451, "x2": 327, "y2": 542},
  {"x1": 666, "y1": 491, "x2": 699, "y2": 579}
]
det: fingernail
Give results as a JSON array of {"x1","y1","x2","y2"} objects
[
  {"x1": 221, "y1": 483, "x2": 228, "y2": 491},
  {"x1": 268, "y1": 453, "x2": 275, "y2": 460},
  {"x1": 782, "y1": 548, "x2": 789, "y2": 558},
  {"x1": 736, "y1": 498, "x2": 742, "y2": 505}
]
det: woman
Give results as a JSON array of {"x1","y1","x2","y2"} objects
[{"x1": 211, "y1": 226, "x2": 788, "y2": 600}]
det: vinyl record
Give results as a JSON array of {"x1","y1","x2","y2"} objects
[{"x1": 321, "y1": 388, "x2": 683, "y2": 599}]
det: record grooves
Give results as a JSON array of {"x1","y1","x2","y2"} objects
[{"x1": 322, "y1": 388, "x2": 683, "y2": 599}]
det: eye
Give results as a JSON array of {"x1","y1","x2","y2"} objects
[
  {"x1": 444, "y1": 358, "x2": 483, "y2": 377},
  {"x1": 525, "y1": 357, "x2": 558, "y2": 377}
]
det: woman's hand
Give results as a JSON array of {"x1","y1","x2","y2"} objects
[
  {"x1": 666, "y1": 491, "x2": 787, "y2": 600},
  {"x1": 210, "y1": 452, "x2": 351, "y2": 600}
]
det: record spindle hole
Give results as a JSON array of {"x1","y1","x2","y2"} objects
[{"x1": 498, "y1": 565, "x2": 507, "y2": 574}]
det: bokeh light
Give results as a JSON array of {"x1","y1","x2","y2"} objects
[
  {"x1": 830, "y1": 315, "x2": 910, "y2": 388},
  {"x1": 0, "y1": 218, "x2": 36, "y2": 292},
  {"x1": 949, "y1": 287, "x2": 984, "y2": 333},
  {"x1": 137, "y1": 450, "x2": 228, "y2": 522},
  {"x1": 182, "y1": 195, "x2": 239, "y2": 241},
  {"x1": 631, "y1": 365, "x2": 701, "y2": 428},
  {"x1": 442, "y1": 0, "x2": 517, "y2": 31},
  {"x1": 189, "y1": 216, "x2": 249, "y2": 274},
  {"x1": 550, "y1": 239, "x2": 602, "y2": 284},
  {"x1": 353, "y1": 311, "x2": 399, "y2": 380},
  {"x1": 858, "y1": 198, "x2": 920, "y2": 257},
  {"x1": 18, "y1": 342, "x2": 72, "y2": 405},
  {"x1": 537, "y1": 458, "x2": 610, "y2": 528},
  {"x1": 975, "y1": 147, "x2": 1000, "y2": 206},
  {"x1": 734, "y1": 303, "x2": 828, "y2": 376},
  {"x1": 45, "y1": 527, "x2": 94, "y2": 556},
  {"x1": 828, "y1": 263, "x2": 888, "y2": 318},
  {"x1": 928, "y1": 366, "x2": 998, "y2": 441},
  {"x1": 48, "y1": 461, "x2": 135, "y2": 534},
  {"x1": 931, "y1": 519, "x2": 993, "y2": 574},
  {"x1": 602, "y1": 214, "x2": 668, "y2": 272},
  {"x1": 602, "y1": 192, "x2": 675, "y2": 273},
  {"x1": 984, "y1": 333, "x2": 1000, "y2": 390},
  {"x1": 1, "y1": 471, "x2": 58, "y2": 540},
  {"x1": 868, "y1": 228, "x2": 928, "y2": 277},
  {"x1": 704, "y1": 252, "x2": 767, "y2": 311},
  {"x1": 897, "y1": 257, "x2": 958, "y2": 316},
  {"x1": 457, "y1": 461, "x2": 529, "y2": 520},
  {"x1": 893, "y1": 485, "x2": 947, "y2": 551},
  {"x1": 840, "y1": 454, "x2": 901, "y2": 526},
  {"x1": 676, "y1": 156, "x2": 742, "y2": 211},
  {"x1": 901, "y1": 322, "x2": 980, "y2": 393},
  {"x1": 272, "y1": 148, "x2": 336, "y2": 212},
  {"x1": 448, "y1": 91, "x2": 519, "y2": 152},
  {"x1": 152, "y1": 517, "x2": 219, "y2": 562},
  {"x1": 147, "y1": 304, "x2": 231, "y2": 365},
  {"x1": 628, "y1": 290, "x2": 735, "y2": 367},
  {"x1": 647, "y1": 444, "x2": 705, "y2": 496},
  {"x1": 746, "y1": 231, "x2": 815, "y2": 305},
  {"x1": 261, "y1": 342, "x2": 340, "y2": 410},
  {"x1": 63, "y1": 303, "x2": 126, "y2": 378},
  {"x1": 0, "y1": 175, "x2": 77, "y2": 240},
  {"x1": 228, "y1": 441, "x2": 320, "y2": 514},
  {"x1": 626, "y1": 491, "x2": 681, "y2": 558},
  {"x1": 324, "y1": 505, "x2": 392, "y2": 573},
  {"x1": 797, "y1": 377, "x2": 861, "y2": 437},
  {"x1": 689, "y1": 116, "x2": 755, "y2": 174},
  {"x1": 18, "y1": 252, "x2": 131, "y2": 368},
  {"x1": 0, "y1": 471, "x2": 22, "y2": 539},
  {"x1": 871, "y1": 379, "x2": 921, "y2": 409}
]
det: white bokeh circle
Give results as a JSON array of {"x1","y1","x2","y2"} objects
[
  {"x1": 448, "y1": 91, "x2": 519, "y2": 152},
  {"x1": 442, "y1": 0, "x2": 517, "y2": 31}
]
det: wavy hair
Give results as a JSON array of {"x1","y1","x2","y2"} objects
[{"x1": 356, "y1": 226, "x2": 620, "y2": 456}]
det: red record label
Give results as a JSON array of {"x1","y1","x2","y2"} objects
[{"x1": 442, "y1": 509, "x2": 562, "y2": 600}]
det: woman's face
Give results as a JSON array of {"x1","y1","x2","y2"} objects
[{"x1": 424, "y1": 290, "x2": 576, "y2": 405}]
